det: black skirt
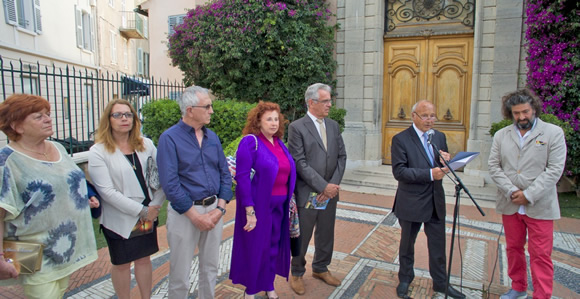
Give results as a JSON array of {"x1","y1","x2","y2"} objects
[{"x1": 101, "y1": 223, "x2": 159, "y2": 265}]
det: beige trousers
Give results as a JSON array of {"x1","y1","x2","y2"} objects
[{"x1": 166, "y1": 203, "x2": 223, "y2": 299}]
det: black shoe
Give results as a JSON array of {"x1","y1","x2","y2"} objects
[
  {"x1": 396, "y1": 282, "x2": 410, "y2": 298},
  {"x1": 433, "y1": 285, "x2": 466, "y2": 299}
]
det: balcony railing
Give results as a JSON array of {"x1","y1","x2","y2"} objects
[{"x1": 119, "y1": 11, "x2": 148, "y2": 39}]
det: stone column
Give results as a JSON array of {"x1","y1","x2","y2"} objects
[
  {"x1": 337, "y1": 0, "x2": 384, "y2": 168},
  {"x1": 466, "y1": 0, "x2": 525, "y2": 181}
]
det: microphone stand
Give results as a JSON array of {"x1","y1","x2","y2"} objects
[{"x1": 429, "y1": 139, "x2": 485, "y2": 299}]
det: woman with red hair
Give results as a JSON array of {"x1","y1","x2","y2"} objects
[
  {"x1": 230, "y1": 101, "x2": 296, "y2": 299},
  {"x1": 0, "y1": 94, "x2": 98, "y2": 298}
]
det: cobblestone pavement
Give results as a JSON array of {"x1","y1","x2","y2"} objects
[{"x1": 1, "y1": 190, "x2": 579, "y2": 299}]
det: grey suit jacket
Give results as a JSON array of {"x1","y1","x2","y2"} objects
[
  {"x1": 288, "y1": 115, "x2": 347, "y2": 207},
  {"x1": 489, "y1": 118, "x2": 566, "y2": 220}
]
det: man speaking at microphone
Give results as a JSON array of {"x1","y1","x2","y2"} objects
[{"x1": 391, "y1": 100, "x2": 465, "y2": 299}]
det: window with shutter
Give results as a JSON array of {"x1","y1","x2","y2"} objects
[
  {"x1": 137, "y1": 48, "x2": 143, "y2": 75},
  {"x1": 143, "y1": 52, "x2": 150, "y2": 77},
  {"x1": 33, "y1": 0, "x2": 41, "y2": 33},
  {"x1": 111, "y1": 31, "x2": 117, "y2": 64},
  {"x1": 75, "y1": 5, "x2": 94, "y2": 51},
  {"x1": 3, "y1": 0, "x2": 41, "y2": 33},
  {"x1": 167, "y1": 14, "x2": 186, "y2": 36},
  {"x1": 82, "y1": 13, "x2": 91, "y2": 49},
  {"x1": 75, "y1": 6, "x2": 83, "y2": 47},
  {"x1": 3, "y1": 0, "x2": 18, "y2": 25}
]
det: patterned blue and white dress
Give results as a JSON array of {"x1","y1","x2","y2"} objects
[{"x1": 0, "y1": 141, "x2": 97, "y2": 286}]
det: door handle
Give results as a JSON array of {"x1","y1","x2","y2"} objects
[
  {"x1": 397, "y1": 107, "x2": 406, "y2": 119},
  {"x1": 444, "y1": 109, "x2": 453, "y2": 120}
]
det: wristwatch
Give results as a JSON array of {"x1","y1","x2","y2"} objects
[
  {"x1": 246, "y1": 209, "x2": 255, "y2": 216},
  {"x1": 216, "y1": 206, "x2": 226, "y2": 215}
]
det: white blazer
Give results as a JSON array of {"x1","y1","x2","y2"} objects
[{"x1": 88, "y1": 137, "x2": 165, "y2": 238}]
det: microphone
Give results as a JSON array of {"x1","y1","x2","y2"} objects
[{"x1": 426, "y1": 129, "x2": 435, "y2": 144}]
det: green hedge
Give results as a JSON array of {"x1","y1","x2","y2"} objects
[
  {"x1": 141, "y1": 99, "x2": 181, "y2": 145},
  {"x1": 141, "y1": 99, "x2": 256, "y2": 147},
  {"x1": 329, "y1": 106, "x2": 347, "y2": 133},
  {"x1": 207, "y1": 100, "x2": 256, "y2": 148}
]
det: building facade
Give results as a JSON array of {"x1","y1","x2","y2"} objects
[
  {"x1": 336, "y1": 0, "x2": 527, "y2": 182},
  {"x1": 0, "y1": 0, "x2": 152, "y2": 146}
]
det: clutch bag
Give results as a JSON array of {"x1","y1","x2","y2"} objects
[
  {"x1": 128, "y1": 219, "x2": 155, "y2": 238},
  {"x1": 3, "y1": 240, "x2": 44, "y2": 274},
  {"x1": 146, "y1": 156, "x2": 161, "y2": 191}
]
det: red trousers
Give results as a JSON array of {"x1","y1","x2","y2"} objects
[{"x1": 502, "y1": 213, "x2": 554, "y2": 299}]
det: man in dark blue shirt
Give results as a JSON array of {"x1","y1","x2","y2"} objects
[{"x1": 157, "y1": 85, "x2": 232, "y2": 299}]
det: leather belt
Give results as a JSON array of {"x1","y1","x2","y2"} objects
[{"x1": 193, "y1": 195, "x2": 217, "y2": 206}]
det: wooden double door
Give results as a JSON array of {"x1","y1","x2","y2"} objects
[{"x1": 382, "y1": 35, "x2": 473, "y2": 164}]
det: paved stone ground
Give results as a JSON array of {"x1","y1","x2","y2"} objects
[{"x1": 1, "y1": 190, "x2": 579, "y2": 299}]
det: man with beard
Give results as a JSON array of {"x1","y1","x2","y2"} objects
[{"x1": 488, "y1": 88, "x2": 567, "y2": 299}]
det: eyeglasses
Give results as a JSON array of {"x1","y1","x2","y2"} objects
[
  {"x1": 413, "y1": 112, "x2": 438, "y2": 121},
  {"x1": 110, "y1": 112, "x2": 134, "y2": 119},
  {"x1": 313, "y1": 99, "x2": 333, "y2": 105},
  {"x1": 190, "y1": 104, "x2": 213, "y2": 110}
]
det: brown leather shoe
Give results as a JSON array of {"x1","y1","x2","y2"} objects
[
  {"x1": 312, "y1": 270, "x2": 341, "y2": 286},
  {"x1": 289, "y1": 275, "x2": 305, "y2": 295}
]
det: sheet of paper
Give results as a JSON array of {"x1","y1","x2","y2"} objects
[{"x1": 448, "y1": 152, "x2": 480, "y2": 170}]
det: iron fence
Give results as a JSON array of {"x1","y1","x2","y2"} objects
[{"x1": 0, "y1": 56, "x2": 185, "y2": 154}]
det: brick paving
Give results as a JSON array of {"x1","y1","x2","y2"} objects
[{"x1": 1, "y1": 190, "x2": 579, "y2": 298}]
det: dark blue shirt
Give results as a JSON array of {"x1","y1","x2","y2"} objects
[{"x1": 157, "y1": 120, "x2": 233, "y2": 214}]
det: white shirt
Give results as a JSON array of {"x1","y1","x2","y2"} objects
[
  {"x1": 514, "y1": 119, "x2": 538, "y2": 215},
  {"x1": 412, "y1": 123, "x2": 434, "y2": 181},
  {"x1": 307, "y1": 110, "x2": 325, "y2": 139}
]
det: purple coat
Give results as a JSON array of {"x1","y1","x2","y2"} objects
[{"x1": 229, "y1": 134, "x2": 297, "y2": 287}]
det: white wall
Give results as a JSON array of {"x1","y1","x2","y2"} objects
[{"x1": 0, "y1": 0, "x2": 96, "y2": 67}]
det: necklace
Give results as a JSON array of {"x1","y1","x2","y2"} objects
[
  {"x1": 17, "y1": 142, "x2": 48, "y2": 159},
  {"x1": 125, "y1": 152, "x2": 137, "y2": 170}
]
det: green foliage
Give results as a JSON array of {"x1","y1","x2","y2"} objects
[
  {"x1": 141, "y1": 99, "x2": 256, "y2": 147},
  {"x1": 525, "y1": 0, "x2": 580, "y2": 185},
  {"x1": 489, "y1": 119, "x2": 513, "y2": 137},
  {"x1": 167, "y1": 0, "x2": 338, "y2": 123},
  {"x1": 224, "y1": 135, "x2": 244, "y2": 158},
  {"x1": 329, "y1": 106, "x2": 347, "y2": 133},
  {"x1": 206, "y1": 100, "x2": 257, "y2": 148},
  {"x1": 141, "y1": 99, "x2": 181, "y2": 145},
  {"x1": 489, "y1": 114, "x2": 573, "y2": 137}
]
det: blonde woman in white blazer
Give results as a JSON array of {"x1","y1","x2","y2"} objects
[{"x1": 88, "y1": 99, "x2": 165, "y2": 299}]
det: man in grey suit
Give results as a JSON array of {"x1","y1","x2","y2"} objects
[
  {"x1": 287, "y1": 83, "x2": 347, "y2": 295},
  {"x1": 489, "y1": 89, "x2": 566, "y2": 299}
]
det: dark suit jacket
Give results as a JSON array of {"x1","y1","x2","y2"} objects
[
  {"x1": 288, "y1": 115, "x2": 347, "y2": 207},
  {"x1": 391, "y1": 126, "x2": 448, "y2": 222}
]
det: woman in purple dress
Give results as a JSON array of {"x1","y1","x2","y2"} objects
[{"x1": 230, "y1": 101, "x2": 296, "y2": 299}]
